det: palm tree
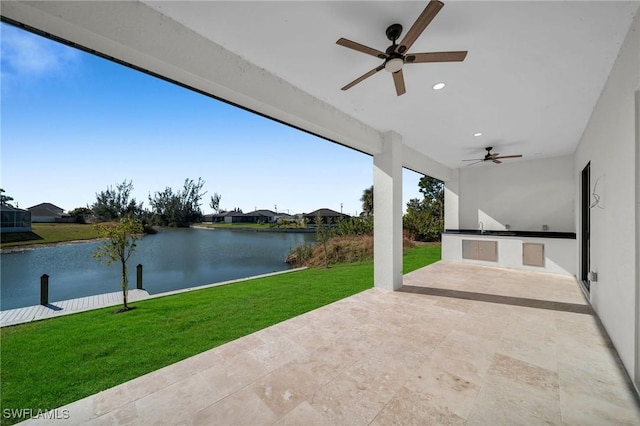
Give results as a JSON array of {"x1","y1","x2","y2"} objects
[{"x1": 361, "y1": 186, "x2": 373, "y2": 217}]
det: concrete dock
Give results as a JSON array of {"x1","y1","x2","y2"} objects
[
  {"x1": 0, "y1": 268, "x2": 306, "y2": 328},
  {"x1": 0, "y1": 289, "x2": 151, "y2": 327}
]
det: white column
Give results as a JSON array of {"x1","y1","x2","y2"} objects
[
  {"x1": 444, "y1": 168, "x2": 460, "y2": 230},
  {"x1": 634, "y1": 90, "x2": 640, "y2": 391},
  {"x1": 373, "y1": 131, "x2": 403, "y2": 290}
]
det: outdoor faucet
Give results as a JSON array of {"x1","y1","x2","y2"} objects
[{"x1": 479, "y1": 221, "x2": 484, "y2": 234}]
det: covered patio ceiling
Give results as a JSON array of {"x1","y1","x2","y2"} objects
[
  {"x1": 144, "y1": 1, "x2": 637, "y2": 169},
  {"x1": 2, "y1": 1, "x2": 637, "y2": 176}
]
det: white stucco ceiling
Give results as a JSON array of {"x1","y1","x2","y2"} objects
[{"x1": 140, "y1": 1, "x2": 638, "y2": 169}]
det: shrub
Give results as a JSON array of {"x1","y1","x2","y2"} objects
[{"x1": 285, "y1": 242, "x2": 316, "y2": 267}]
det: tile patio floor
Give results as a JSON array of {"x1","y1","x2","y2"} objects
[{"x1": 23, "y1": 261, "x2": 640, "y2": 425}]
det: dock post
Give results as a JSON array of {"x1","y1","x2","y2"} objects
[
  {"x1": 40, "y1": 274, "x2": 49, "y2": 306},
  {"x1": 136, "y1": 264, "x2": 143, "y2": 289}
]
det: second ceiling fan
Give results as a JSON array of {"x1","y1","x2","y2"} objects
[
  {"x1": 463, "y1": 147, "x2": 523, "y2": 166},
  {"x1": 336, "y1": 0, "x2": 468, "y2": 96}
]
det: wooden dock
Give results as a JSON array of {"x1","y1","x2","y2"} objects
[{"x1": 0, "y1": 289, "x2": 151, "y2": 327}]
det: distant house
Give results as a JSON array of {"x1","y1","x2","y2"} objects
[
  {"x1": 1, "y1": 203, "x2": 32, "y2": 233},
  {"x1": 27, "y1": 203, "x2": 72, "y2": 223},
  {"x1": 241, "y1": 209, "x2": 276, "y2": 224},
  {"x1": 240, "y1": 209, "x2": 293, "y2": 224},
  {"x1": 304, "y1": 208, "x2": 350, "y2": 224},
  {"x1": 206, "y1": 211, "x2": 246, "y2": 224},
  {"x1": 204, "y1": 209, "x2": 293, "y2": 224}
]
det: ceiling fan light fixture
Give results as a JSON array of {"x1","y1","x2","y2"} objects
[
  {"x1": 384, "y1": 57, "x2": 404, "y2": 73},
  {"x1": 432, "y1": 82, "x2": 446, "y2": 90}
]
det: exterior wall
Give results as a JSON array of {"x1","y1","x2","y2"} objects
[
  {"x1": 31, "y1": 215, "x2": 57, "y2": 223},
  {"x1": 455, "y1": 155, "x2": 575, "y2": 232},
  {"x1": 574, "y1": 9, "x2": 639, "y2": 390}
]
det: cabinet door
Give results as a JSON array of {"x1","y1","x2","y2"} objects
[
  {"x1": 477, "y1": 241, "x2": 498, "y2": 261},
  {"x1": 462, "y1": 240, "x2": 478, "y2": 259},
  {"x1": 523, "y1": 243, "x2": 544, "y2": 266}
]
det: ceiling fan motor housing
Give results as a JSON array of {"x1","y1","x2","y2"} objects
[{"x1": 385, "y1": 24, "x2": 403, "y2": 42}]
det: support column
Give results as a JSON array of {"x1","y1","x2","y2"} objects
[
  {"x1": 444, "y1": 168, "x2": 460, "y2": 230},
  {"x1": 634, "y1": 90, "x2": 640, "y2": 393},
  {"x1": 373, "y1": 131, "x2": 403, "y2": 290}
]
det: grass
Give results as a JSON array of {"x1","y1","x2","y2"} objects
[
  {"x1": 0, "y1": 224, "x2": 102, "y2": 248},
  {"x1": 0, "y1": 244, "x2": 440, "y2": 425}
]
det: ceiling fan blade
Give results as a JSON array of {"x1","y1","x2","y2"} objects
[
  {"x1": 492, "y1": 159, "x2": 502, "y2": 164},
  {"x1": 462, "y1": 159, "x2": 483, "y2": 162},
  {"x1": 406, "y1": 51, "x2": 468, "y2": 63},
  {"x1": 396, "y1": 0, "x2": 444, "y2": 54},
  {"x1": 494, "y1": 154, "x2": 523, "y2": 159},
  {"x1": 341, "y1": 65, "x2": 385, "y2": 91},
  {"x1": 393, "y1": 69, "x2": 406, "y2": 96},
  {"x1": 465, "y1": 160, "x2": 483, "y2": 166},
  {"x1": 336, "y1": 38, "x2": 387, "y2": 59}
]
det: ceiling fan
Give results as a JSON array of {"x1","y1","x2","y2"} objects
[
  {"x1": 463, "y1": 147, "x2": 523, "y2": 166},
  {"x1": 336, "y1": 0, "x2": 467, "y2": 96}
]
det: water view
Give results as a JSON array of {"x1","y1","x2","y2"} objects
[{"x1": 0, "y1": 227, "x2": 315, "y2": 310}]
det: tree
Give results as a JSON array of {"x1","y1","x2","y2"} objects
[
  {"x1": 68, "y1": 207, "x2": 94, "y2": 224},
  {"x1": 418, "y1": 176, "x2": 444, "y2": 202},
  {"x1": 315, "y1": 212, "x2": 332, "y2": 268},
  {"x1": 361, "y1": 186, "x2": 373, "y2": 217},
  {"x1": 148, "y1": 178, "x2": 207, "y2": 227},
  {"x1": 209, "y1": 193, "x2": 221, "y2": 213},
  {"x1": 93, "y1": 217, "x2": 144, "y2": 312},
  {"x1": 403, "y1": 176, "x2": 445, "y2": 242},
  {"x1": 418, "y1": 176, "x2": 444, "y2": 220},
  {"x1": 92, "y1": 180, "x2": 143, "y2": 221},
  {"x1": 0, "y1": 188, "x2": 14, "y2": 206}
]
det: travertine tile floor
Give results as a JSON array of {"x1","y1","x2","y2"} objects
[{"x1": 24, "y1": 261, "x2": 640, "y2": 425}]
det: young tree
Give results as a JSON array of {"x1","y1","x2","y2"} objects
[
  {"x1": 315, "y1": 212, "x2": 332, "y2": 268},
  {"x1": 93, "y1": 216, "x2": 144, "y2": 312},
  {"x1": 361, "y1": 186, "x2": 374, "y2": 217},
  {"x1": 209, "y1": 193, "x2": 222, "y2": 213}
]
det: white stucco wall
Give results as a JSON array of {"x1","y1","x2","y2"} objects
[
  {"x1": 455, "y1": 155, "x2": 575, "y2": 232},
  {"x1": 574, "y1": 9, "x2": 639, "y2": 390}
]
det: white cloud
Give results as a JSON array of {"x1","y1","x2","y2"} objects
[{"x1": 1, "y1": 23, "x2": 81, "y2": 80}]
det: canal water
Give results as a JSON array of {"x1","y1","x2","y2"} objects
[{"x1": 0, "y1": 227, "x2": 315, "y2": 310}]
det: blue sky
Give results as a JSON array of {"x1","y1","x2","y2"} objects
[{"x1": 1, "y1": 23, "x2": 424, "y2": 216}]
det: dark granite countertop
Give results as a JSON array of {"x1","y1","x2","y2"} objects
[{"x1": 443, "y1": 229, "x2": 576, "y2": 239}]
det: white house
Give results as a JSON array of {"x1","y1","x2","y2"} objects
[
  {"x1": 2, "y1": 0, "x2": 638, "y2": 396},
  {"x1": 27, "y1": 202, "x2": 68, "y2": 223}
]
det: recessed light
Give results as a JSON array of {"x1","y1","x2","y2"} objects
[
  {"x1": 473, "y1": 132, "x2": 483, "y2": 137},
  {"x1": 432, "y1": 82, "x2": 446, "y2": 90}
]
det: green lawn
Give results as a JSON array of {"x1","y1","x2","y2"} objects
[
  {"x1": 0, "y1": 224, "x2": 102, "y2": 248},
  {"x1": 0, "y1": 244, "x2": 440, "y2": 425}
]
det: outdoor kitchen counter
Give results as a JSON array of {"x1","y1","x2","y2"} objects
[
  {"x1": 444, "y1": 229, "x2": 576, "y2": 239},
  {"x1": 442, "y1": 230, "x2": 577, "y2": 276}
]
